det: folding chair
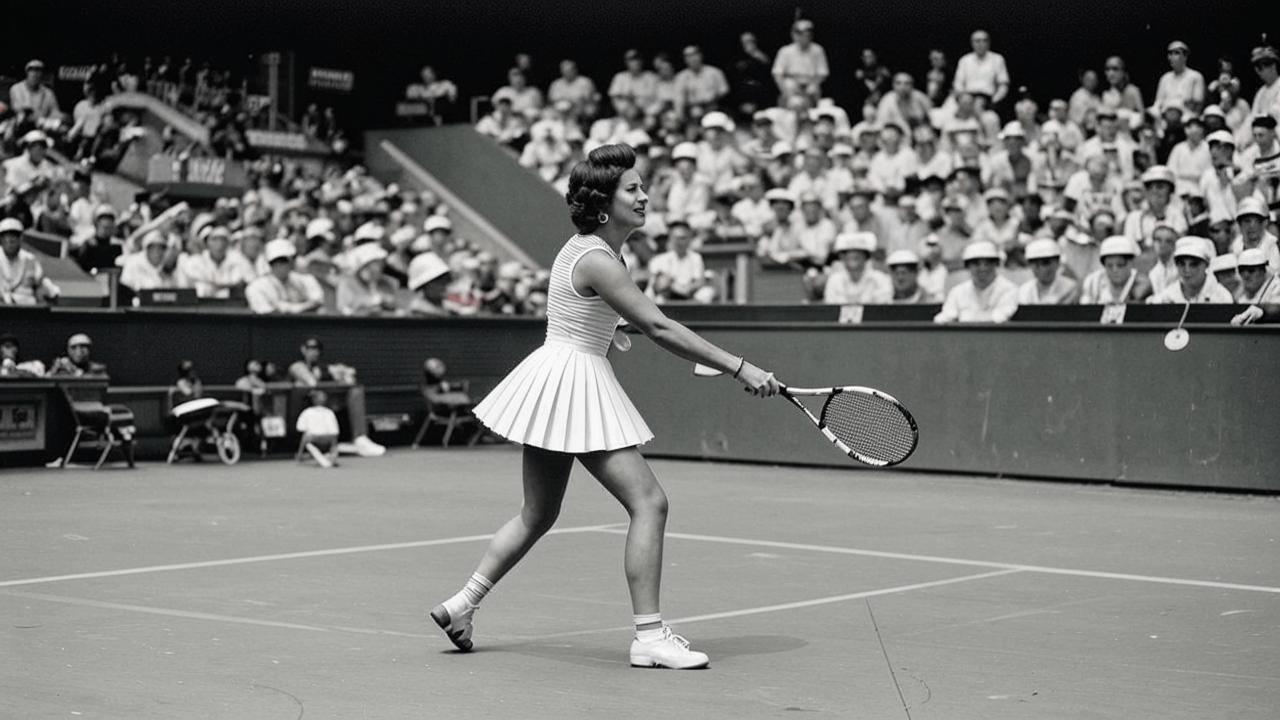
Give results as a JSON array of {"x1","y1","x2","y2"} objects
[
  {"x1": 412, "y1": 382, "x2": 482, "y2": 448},
  {"x1": 59, "y1": 382, "x2": 136, "y2": 470}
]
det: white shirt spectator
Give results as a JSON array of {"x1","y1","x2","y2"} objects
[
  {"x1": 608, "y1": 69, "x2": 659, "y2": 110},
  {"x1": 648, "y1": 249, "x2": 706, "y2": 299},
  {"x1": 867, "y1": 147, "x2": 919, "y2": 194},
  {"x1": 1122, "y1": 207, "x2": 1187, "y2": 250},
  {"x1": 245, "y1": 272, "x2": 325, "y2": 314},
  {"x1": 71, "y1": 97, "x2": 106, "y2": 139},
  {"x1": 731, "y1": 197, "x2": 773, "y2": 239},
  {"x1": 181, "y1": 251, "x2": 254, "y2": 298},
  {"x1": 795, "y1": 218, "x2": 839, "y2": 264},
  {"x1": 1076, "y1": 136, "x2": 1138, "y2": 180},
  {"x1": 823, "y1": 267, "x2": 891, "y2": 304},
  {"x1": 1198, "y1": 166, "x2": 1243, "y2": 224},
  {"x1": 953, "y1": 51, "x2": 1009, "y2": 98},
  {"x1": 1230, "y1": 232, "x2": 1280, "y2": 272},
  {"x1": 665, "y1": 175, "x2": 713, "y2": 228},
  {"x1": 0, "y1": 247, "x2": 59, "y2": 305},
  {"x1": 296, "y1": 405, "x2": 340, "y2": 436},
  {"x1": 120, "y1": 253, "x2": 188, "y2": 292},
  {"x1": 1081, "y1": 267, "x2": 1144, "y2": 303},
  {"x1": 3, "y1": 153, "x2": 59, "y2": 192},
  {"x1": 676, "y1": 65, "x2": 729, "y2": 107},
  {"x1": 1017, "y1": 274, "x2": 1079, "y2": 304},
  {"x1": 1154, "y1": 68, "x2": 1205, "y2": 115},
  {"x1": 1148, "y1": 259, "x2": 1176, "y2": 294},
  {"x1": 1252, "y1": 75, "x2": 1280, "y2": 123},
  {"x1": 548, "y1": 75, "x2": 598, "y2": 115},
  {"x1": 1237, "y1": 273, "x2": 1280, "y2": 304},
  {"x1": 773, "y1": 42, "x2": 830, "y2": 91},
  {"x1": 9, "y1": 81, "x2": 60, "y2": 119},
  {"x1": 1166, "y1": 139, "x2": 1211, "y2": 190},
  {"x1": 697, "y1": 143, "x2": 748, "y2": 194},
  {"x1": 1148, "y1": 276, "x2": 1233, "y2": 303},
  {"x1": 934, "y1": 276, "x2": 1019, "y2": 322}
]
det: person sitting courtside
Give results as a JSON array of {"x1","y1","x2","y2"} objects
[
  {"x1": 934, "y1": 241, "x2": 1019, "y2": 323},
  {"x1": 287, "y1": 336, "x2": 385, "y2": 457}
]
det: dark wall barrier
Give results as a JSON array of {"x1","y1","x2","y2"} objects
[{"x1": 610, "y1": 323, "x2": 1280, "y2": 492}]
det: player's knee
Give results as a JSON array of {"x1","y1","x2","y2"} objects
[
  {"x1": 635, "y1": 487, "x2": 668, "y2": 520},
  {"x1": 522, "y1": 503, "x2": 560, "y2": 534}
]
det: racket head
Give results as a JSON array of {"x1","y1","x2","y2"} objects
[{"x1": 787, "y1": 386, "x2": 919, "y2": 467}]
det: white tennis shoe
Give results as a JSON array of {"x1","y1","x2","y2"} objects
[
  {"x1": 430, "y1": 602, "x2": 476, "y2": 652},
  {"x1": 629, "y1": 626, "x2": 709, "y2": 669}
]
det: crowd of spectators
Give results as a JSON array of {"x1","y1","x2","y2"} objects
[{"x1": 469, "y1": 22, "x2": 1280, "y2": 316}]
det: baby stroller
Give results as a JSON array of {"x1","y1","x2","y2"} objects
[{"x1": 167, "y1": 395, "x2": 250, "y2": 465}]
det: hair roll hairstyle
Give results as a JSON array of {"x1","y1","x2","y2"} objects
[{"x1": 566, "y1": 144, "x2": 637, "y2": 233}]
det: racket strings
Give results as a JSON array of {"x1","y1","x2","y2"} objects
[{"x1": 820, "y1": 391, "x2": 917, "y2": 464}]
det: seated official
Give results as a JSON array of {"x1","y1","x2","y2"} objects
[
  {"x1": 47, "y1": 332, "x2": 108, "y2": 377},
  {"x1": 1080, "y1": 236, "x2": 1153, "y2": 304},
  {"x1": 885, "y1": 250, "x2": 940, "y2": 304},
  {"x1": 0, "y1": 217, "x2": 60, "y2": 305},
  {"x1": 287, "y1": 336, "x2": 385, "y2": 457},
  {"x1": 296, "y1": 389, "x2": 341, "y2": 468},
  {"x1": 1017, "y1": 238, "x2": 1080, "y2": 304},
  {"x1": 648, "y1": 220, "x2": 715, "y2": 303},
  {"x1": 0, "y1": 332, "x2": 46, "y2": 377},
  {"x1": 934, "y1": 241, "x2": 1019, "y2": 323},
  {"x1": 245, "y1": 239, "x2": 325, "y2": 314},
  {"x1": 1147, "y1": 237, "x2": 1234, "y2": 304}
]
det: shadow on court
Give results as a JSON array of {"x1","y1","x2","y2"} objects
[{"x1": 2, "y1": 449, "x2": 1277, "y2": 719}]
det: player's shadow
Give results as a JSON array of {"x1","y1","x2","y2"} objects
[
  {"x1": 483, "y1": 634, "x2": 808, "y2": 668},
  {"x1": 694, "y1": 634, "x2": 808, "y2": 660}
]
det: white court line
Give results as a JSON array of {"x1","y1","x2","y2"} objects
[
  {"x1": 597, "y1": 529, "x2": 1280, "y2": 595},
  {"x1": 531, "y1": 568, "x2": 1025, "y2": 639},
  {"x1": 0, "y1": 589, "x2": 435, "y2": 639},
  {"x1": 0, "y1": 524, "x2": 616, "y2": 589}
]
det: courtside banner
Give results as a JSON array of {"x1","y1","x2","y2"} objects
[{"x1": 146, "y1": 155, "x2": 248, "y2": 199}]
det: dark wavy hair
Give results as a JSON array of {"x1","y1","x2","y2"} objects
[{"x1": 565, "y1": 144, "x2": 637, "y2": 233}]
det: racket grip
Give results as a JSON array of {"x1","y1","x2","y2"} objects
[{"x1": 692, "y1": 363, "x2": 723, "y2": 377}]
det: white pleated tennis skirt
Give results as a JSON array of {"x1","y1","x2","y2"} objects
[{"x1": 473, "y1": 340, "x2": 654, "y2": 454}]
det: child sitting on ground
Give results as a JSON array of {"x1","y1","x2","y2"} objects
[{"x1": 296, "y1": 389, "x2": 340, "y2": 468}]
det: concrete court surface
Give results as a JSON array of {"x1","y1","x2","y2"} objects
[{"x1": 1, "y1": 448, "x2": 1277, "y2": 719}]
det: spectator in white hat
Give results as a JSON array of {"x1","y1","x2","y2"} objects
[
  {"x1": 245, "y1": 239, "x2": 324, "y2": 314},
  {"x1": 885, "y1": 250, "x2": 938, "y2": 303},
  {"x1": 934, "y1": 241, "x2": 1018, "y2": 322},
  {"x1": 970, "y1": 188, "x2": 1022, "y2": 253},
  {"x1": 1122, "y1": 165, "x2": 1187, "y2": 249},
  {"x1": 1251, "y1": 45, "x2": 1280, "y2": 122},
  {"x1": 1146, "y1": 222, "x2": 1181, "y2": 294},
  {"x1": 182, "y1": 225, "x2": 252, "y2": 299},
  {"x1": 793, "y1": 191, "x2": 838, "y2": 265},
  {"x1": 696, "y1": 112, "x2": 748, "y2": 194},
  {"x1": 120, "y1": 231, "x2": 188, "y2": 294},
  {"x1": 1154, "y1": 41, "x2": 1205, "y2": 116},
  {"x1": 0, "y1": 218, "x2": 59, "y2": 305},
  {"x1": 1148, "y1": 236, "x2": 1233, "y2": 303},
  {"x1": 3, "y1": 130, "x2": 60, "y2": 193},
  {"x1": 867, "y1": 124, "x2": 918, "y2": 196},
  {"x1": 823, "y1": 232, "x2": 891, "y2": 304},
  {"x1": 876, "y1": 73, "x2": 933, "y2": 134},
  {"x1": 404, "y1": 251, "x2": 452, "y2": 316},
  {"x1": 1209, "y1": 253, "x2": 1241, "y2": 297},
  {"x1": 337, "y1": 242, "x2": 399, "y2": 316},
  {"x1": 1234, "y1": 248, "x2": 1280, "y2": 303},
  {"x1": 757, "y1": 188, "x2": 803, "y2": 264},
  {"x1": 676, "y1": 45, "x2": 729, "y2": 110},
  {"x1": 1230, "y1": 198, "x2": 1279, "y2": 271},
  {"x1": 1166, "y1": 115, "x2": 1211, "y2": 192},
  {"x1": 1198, "y1": 130, "x2": 1242, "y2": 223},
  {"x1": 664, "y1": 142, "x2": 713, "y2": 230},
  {"x1": 8, "y1": 59, "x2": 61, "y2": 120},
  {"x1": 1080, "y1": 236, "x2": 1152, "y2": 303},
  {"x1": 773, "y1": 18, "x2": 829, "y2": 101},
  {"x1": 953, "y1": 30, "x2": 1010, "y2": 105},
  {"x1": 1017, "y1": 238, "x2": 1080, "y2": 304},
  {"x1": 648, "y1": 220, "x2": 715, "y2": 303}
]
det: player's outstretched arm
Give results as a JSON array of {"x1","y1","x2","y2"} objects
[{"x1": 577, "y1": 251, "x2": 778, "y2": 396}]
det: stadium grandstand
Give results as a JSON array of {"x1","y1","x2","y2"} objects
[{"x1": 2, "y1": 1, "x2": 1278, "y2": 716}]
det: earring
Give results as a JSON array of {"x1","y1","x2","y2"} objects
[{"x1": 597, "y1": 212, "x2": 609, "y2": 224}]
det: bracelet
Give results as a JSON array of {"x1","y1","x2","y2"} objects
[{"x1": 732, "y1": 356, "x2": 746, "y2": 379}]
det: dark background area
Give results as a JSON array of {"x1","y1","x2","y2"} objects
[{"x1": 3, "y1": 0, "x2": 1273, "y2": 132}]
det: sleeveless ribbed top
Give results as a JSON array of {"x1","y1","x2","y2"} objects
[{"x1": 543, "y1": 235, "x2": 622, "y2": 356}]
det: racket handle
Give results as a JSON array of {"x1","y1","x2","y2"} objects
[{"x1": 692, "y1": 363, "x2": 723, "y2": 377}]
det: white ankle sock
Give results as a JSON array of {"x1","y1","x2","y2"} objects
[
  {"x1": 445, "y1": 573, "x2": 493, "y2": 615},
  {"x1": 634, "y1": 613, "x2": 664, "y2": 642}
]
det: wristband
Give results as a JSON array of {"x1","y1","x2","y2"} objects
[{"x1": 732, "y1": 356, "x2": 746, "y2": 379}]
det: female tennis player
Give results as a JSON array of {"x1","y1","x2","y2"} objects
[{"x1": 431, "y1": 144, "x2": 779, "y2": 669}]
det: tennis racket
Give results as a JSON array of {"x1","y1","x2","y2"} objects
[{"x1": 693, "y1": 363, "x2": 918, "y2": 467}]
